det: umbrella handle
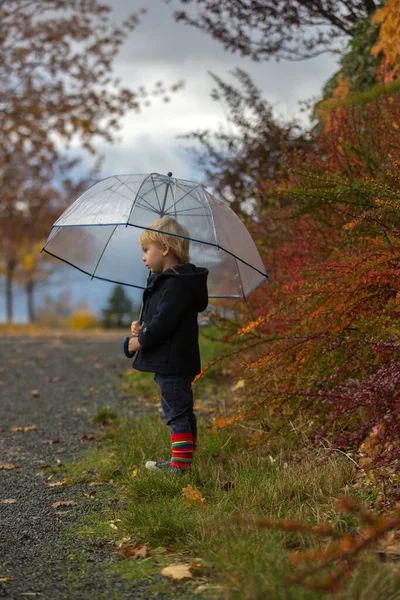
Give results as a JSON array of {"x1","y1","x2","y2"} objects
[{"x1": 123, "y1": 336, "x2": 135, "y2": 359}]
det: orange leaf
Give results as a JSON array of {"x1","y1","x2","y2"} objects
[{"x1": 117, "y1": 542, "x2": 148, "y2": 559}]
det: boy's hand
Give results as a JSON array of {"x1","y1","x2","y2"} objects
[
  {"x1": 128, "y1": 337, "x2": 142, "y2": 353},
  {"x1": 131, "y1": 321, "x2": 143, "y2": 337}
]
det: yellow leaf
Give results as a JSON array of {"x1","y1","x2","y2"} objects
[
  {"x1": 0, "y1": 578, "x2": 14, "y2": 582},
  {"x1": 182, "y1": 485, "x2": 205, "y2": 505},
  {"x1": 131, "y1": 469, "x2": 138, "y2": 477},
  {"x1": 10, "y1": 425, "x2": 37, "y2": 432},
  {"x1": 47, "y1": 477, "x2": 71, "y2": 487},
  {"x1": 0, "y1": 463, "x2": 19, "y2": 470},
  {"x1": 161, "y1": 563, "x2": 193, "y2": 580}
]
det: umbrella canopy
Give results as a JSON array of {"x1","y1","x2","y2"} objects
[{"x1": 41, "y1": 172, "x2": 268, "y2": 299}]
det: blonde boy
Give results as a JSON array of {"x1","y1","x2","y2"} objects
[{"x1": 129, "y1": 216, "x2": 208, "y2": 472}]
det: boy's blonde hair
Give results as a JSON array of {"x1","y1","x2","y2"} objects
[{"x1": 140, "y1": 216, "x2": 191, "y2": 264}]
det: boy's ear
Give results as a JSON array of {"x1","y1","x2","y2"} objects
[{"x1": 161, "y1": 243, "x2": 170, "y2": 256}]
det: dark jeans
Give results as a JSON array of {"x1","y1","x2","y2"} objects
[{"x1": 154, "y1": 373, "x2": 197, "y2": 436}]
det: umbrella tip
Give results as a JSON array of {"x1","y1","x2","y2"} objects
[{"x1": 167, "y1": 171, "x2": 173, "y2": 177}]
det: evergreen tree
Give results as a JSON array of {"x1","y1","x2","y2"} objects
[{"x1": 101, "y1": 285, "x2": 137, "y2": 329}]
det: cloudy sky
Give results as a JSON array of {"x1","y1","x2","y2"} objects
[{"x1": 1, "y1": 0, "x2": 340, "y2": 324}]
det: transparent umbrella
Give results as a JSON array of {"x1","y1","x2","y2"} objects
[
  {"x1": 40, "y1": 172, "x2": 269, "y2": 355},
  {"x1": 41, "y1": 172, "x2": 268, "y2": 298}
]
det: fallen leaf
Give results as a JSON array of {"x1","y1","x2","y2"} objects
[
  {"x1": 30, "y1": 389, "x2": 40, "y2": 397},
  {"x1": 0, "y1": 499, "x2": 17, "y2": 504},
  {"x1": 182, "y1": 485, "x2": 205, "y2": 505},
  {"x1": 117, "y1": 542, "x2": 148, "y2": 560},
  {"x1": 222, "y1": 482, "x2": 236, "y2": 491},
  {"x1": 0, "y1": 577, "x2": 14, "y2": 582},
  {"x1": 11, "y1": 425, "x2": 37, "y2": 432},
  {"x1": 0, "y1": 463, "x2": 19, "y2": 470},
  {"x1": 49, "y1": 501, "x2": 77, "y2": 508},
  {"x1": 47, "y1": 477, "x2": 71, "y2": 487},
  {"x1": 161, "y1": 563, "x2": 193, "y2": 580},
  {"x1": 88, "y1": 481, "x2": 105, "y2": 486},
  {"x1": 74, "y1": 407, "x2": 88, "y2": 412},
  {"x1": 0, "y1": 366, "x2": 8, "y2": 372},
  {"x1": 41, "y1": 439, "x2": 64, "y2": 444},
  {"x1": 44, "y1": 375, "x2": 61, "y2": 383},
  {"x1": 80, "y1": 434, "x2": 95, "y2": 442},
  {"x1": 131, "y1": 469, "x2": 138, "y2": 477}
]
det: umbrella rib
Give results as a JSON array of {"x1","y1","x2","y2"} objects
[
  {"x1": 165, "y1": 205, "x2": 212, "y2": 215},
  {"x1": 169, "y1": 184, "x2": 205, "y2": 210},
  {"x1": 91, "y1": 224, "x2": 119, "y2": 280},
  {"x1": 126, "y1": 174, "x2": 153, "y2": 225},
  {"x1": 150, "y1": 174, "x2": 162, "y2": 213},
  {"x1": 218, "y1": 245, "x2": 269, "y2": 279}
]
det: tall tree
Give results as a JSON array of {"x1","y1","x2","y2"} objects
[
  {"x1": 0, "y1": 0, "x2": 182, "y2": 322},
  {"x1": 166, "y1": 0, "x2": 378, "y2": 61}
]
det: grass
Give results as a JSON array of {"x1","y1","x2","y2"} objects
[
  {"x1": 49, "y1": 325, "x2": 400, "y2": 599},
  {"x1": 54, "y1": 415, "x2": 400, "y2": 600}
]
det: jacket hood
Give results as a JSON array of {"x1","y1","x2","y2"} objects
[{"x1": 149, "y1": 263, "x2": 209, "y2": 312}]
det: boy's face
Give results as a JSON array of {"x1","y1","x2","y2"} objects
[{"x1": 141, "y1": 242, "x2": 167, "y2": 273}]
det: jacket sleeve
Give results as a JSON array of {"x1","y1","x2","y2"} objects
[{"x1": 138, "y1": 279, "x2": 193, "y2": 349}]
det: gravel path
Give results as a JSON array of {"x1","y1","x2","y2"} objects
[{"x1": 0, "y1": 333, "x2": 186, "y2": 600}]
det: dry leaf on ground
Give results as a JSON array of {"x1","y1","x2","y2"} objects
[
  {"x1": 161, "y1": 563, "x2": 193, "y2": 580},
  {"x1": 10, "y1": 425, "x2": 37, "y2": 432},
  {"x1": 182, "y1": 485, "x2": 205, "y2": 505},
  {"x1": 30, "y1": 389, "x2": 40, "y2": 397},
  {"x1": 0, "y1": 463, "x2": 19, "y2": 470},
  {"x1": 41, "y1": 439, "x2": 64, "y2": 444},
  {"x1": 49, "y1": 501, "x2": 77, "y2": 508},
  {"x1": 47, "y1": 477, "x2": 71, "y2": 487},
  {"x1": 117, "y1": 542, "x2": 148, "y2": 560},
  {"x1": 0, "y1": 499, "x2": 18, "y2": 504},
  {"x1": 0, "y1": 578, "x2": 14, "y2": 582}
]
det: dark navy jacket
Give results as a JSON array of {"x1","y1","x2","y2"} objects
[{"x1": 132, "y1": 263, "x2": 209, "y2": 376}]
